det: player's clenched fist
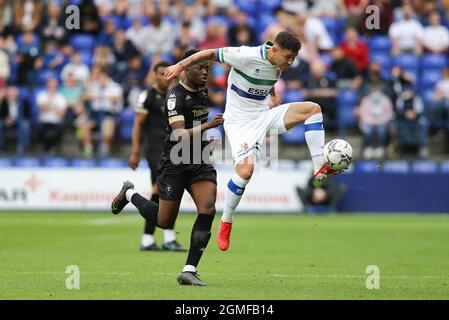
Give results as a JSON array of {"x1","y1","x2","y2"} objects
[{"x1": 207, "y1": 114, "x2": 224, "y2": 129}]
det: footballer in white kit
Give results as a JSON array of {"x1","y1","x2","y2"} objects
[{"x1": 164, "y1": 31, "x2": 344, "y2": 252}]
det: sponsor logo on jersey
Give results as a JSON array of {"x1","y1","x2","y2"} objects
[{"x1": 186, "y1": 95, "x2": 191, "y2": 100}]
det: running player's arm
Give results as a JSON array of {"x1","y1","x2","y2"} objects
[
  {"x1": 129, "y1": 91, "x2": 149, "y2": 169},
  {"x1": 165, "y1": 47, "x2": 247, "y2": 80}
]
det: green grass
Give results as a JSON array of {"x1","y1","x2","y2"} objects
[{"x1": 1, "y1": 212, "x2": 449, "y2": 300}]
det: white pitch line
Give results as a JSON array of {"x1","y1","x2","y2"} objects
[{"x1": 89, "y1": 216, "x2": 140, "y2": 225}]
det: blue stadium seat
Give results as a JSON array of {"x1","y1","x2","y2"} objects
[
  {"x1": 79, "y1": 51, "x2": 93, "y2": 67},
  {"x1": 235, "y1": 0, "x2": 258, "y2": 14},
  {"x1": 319, "y1": 54, "x2": 333, "y2": 67},
  {"x1": 259, "y1": 0, "x2": 282, "y2": 11},
  {"x1": 281, "y1": 124, "x2": 305, "y2": 144},
  {"x1": 421, "y1": 54, "x2": 447, "y2": 70},
  {"x1": 99, "y1": 158, "x2": 127, "y2": 168},
  {"x1": 354, "y1": 161, "x2": 382, "y2": 173},
  {"x1": 337, "y1": 89, "x2": 358, "y2": 107},
  {"x1": 15, "y1": 157, "x2": 41, "y2": 167},
  {"x1": 394, "y1": 54, "x2": 419, "y2": 70},
  {"x1": 283, "y1": 89, "x2": 305, "y2": 103},
  {"x1": 0, "y1": 158, "x2": 13, "y2": 167},
  {"x1": 257, "y1": 13, "x2": 278, "y2": 33},
  {"x1": 411, "y1": 160, "x2": 438, "y2": 173},
  {"x1": 38, "y1": 70, "x2": 59, "y2": 86},
  {"x1": 71, "y1": 158, "x2": 97, "y2": 168},
  {"x1": 368, "y1": 36, "x2": 391, "y2": 53},
  {"x1": 420, "y1": 89, "x2": 434, "y2": 106},
  {"x1": 42, "y1": 157, "x2": 69, "y2": 167},
  {"x1": 370, "y1": 52, "x2": 392, "y2": 70},
  {"x1": 70, "y1": 34, "x2": 96, "y2": 52},
  {"x1": 420, "y1": 70, "x2": 442, "y2": 89},
  {"x1": 440, "y1": 161, "x2": 449, "y2": 173},
  {"x1": 382, "y1": 161, "x2": 410, "y2": 173},
  {"x1": 118, "y1": 110, "x2": 135, "y2": 141},
  {"x1": 320, "y1": 17, "x2": 339, "y2": 43}
]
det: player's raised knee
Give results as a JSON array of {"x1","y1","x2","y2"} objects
[
  {"x1": 306, "y1": 101, "x2": 321, "y2": 115},
  {"x1": 236, "y1": 164, "x2": 254, "y2": 180}
]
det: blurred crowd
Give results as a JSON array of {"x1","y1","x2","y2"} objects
[{"x1": 0, "y1": 0, "x2": 449, "y2": 160}]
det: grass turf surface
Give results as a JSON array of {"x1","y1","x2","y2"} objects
[{"x1": 0, "y1": 212, "x2": 448, "y2": 300}]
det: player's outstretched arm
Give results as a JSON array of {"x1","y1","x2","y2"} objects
[{"x1": 164, "y1": 49, "x2": 218, "y2": 80}]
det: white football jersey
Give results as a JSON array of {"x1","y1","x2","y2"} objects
[{"x1": 216, "y1": 41, "x2": 282, "y2": 122}]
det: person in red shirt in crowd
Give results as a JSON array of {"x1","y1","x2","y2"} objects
[{"x1": 340, "y1": 27, "x2": 369, "y2": 74}]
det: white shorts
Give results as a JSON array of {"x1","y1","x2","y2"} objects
[{"x1": 224, "y1": 103, "x2": 291, "y2": 164}]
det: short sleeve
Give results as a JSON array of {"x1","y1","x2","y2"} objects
[
  {"x1": 136, "y1": 90, "x2": 149, "y2": 114},
  {"x1": 166, "y1": 90, "x2": 186, "y2": 124},
  {"x1": 216, "y1": 46, "x2": 247, "y2": 69}
]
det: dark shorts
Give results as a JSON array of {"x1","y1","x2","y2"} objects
[
  {"x1": 146, "y1": 156, "x2": 160, "y2": 184},
  {"x1": 157, "y1": 160, "x2": 217, "y2": 201}
]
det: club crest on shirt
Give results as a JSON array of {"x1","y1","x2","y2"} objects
[{"x1": 167, "y1": 94, "x2": 176, "y2": 111}]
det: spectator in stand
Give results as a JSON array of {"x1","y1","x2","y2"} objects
[
  {"x1": 281, "y1": 55, "x2": 311, "y2": 90},
  {"x1": 386, "y1": 66, "x2": 414, "y2": 106},
  {"x1": 13, "y1": 0, "x2": 43, "y2": 32},
  {"x1": 421, "y1": 10, "x2": 449, "y2": 54},
  {"x1": 228, "y1": 9, "x2": 257, "y2": 47},
  {"x1": 15, "y1": 30, "x2": 40, "y2": 86},
  {"x1": 126, "y1": 18, "x2": 147, "y2": 54},
  {"x1": 83, "y1": 71, "x2": 123, "y2": 157},
  {"x1": 356, "y1": 79, "x2": 394, "y2": 159},
  {"x1": 111, "y1": 29, "x2": 140, "y2": 82},
  {"x1": 60, "y1": 72, "x2": 85, "y2": 125},
  {"x1": 431, "y1": 68, "x2": 449, "y2": 138},
  {"x1": 0, "y1": 36, "x2": 10, "y2": 88},
  {"x1": 393, "y1": 88, "x2": 429, "y2": 158},
  {"x1": 141, "y1": 10, "x2": 175, "y2": 62},
  {"x1": 340, "y1": 27, "x2": 369, "y2": 74},
  {"x1": 92, "y1": 46, "x2": 115, "y2": 75},
  {"x1": 36, "y1": 77, "x2": 68, "y2": 155},
  {"x1": 360, "y1": 0, "x2": 393, "y2": 36},
  {"x1": 296, "y1": 11, "x2": 334, "y2": 53},
  {"x1": 122, "y1": 55, "x2": 146, "y2": 107},
  {"x1": 97, "y1": 18, "x2": 117, "y2": 47},
  {"x1": 38, "y1": 1, "x2": 66, "y2": 42},
  {"x1": 305, "y1": 60, "x2": 338, "y2": 129},
  {"x1": 310, "y1": 0, "x2": 341, "y2": 18},
  {"x1": 340, "y1": 0, "x2": 369, "y2": 28},
  {"x1": 0, "y1": 86, "x2": 31, "y2": 155},
  {"x1": 0, "y1": 0, "x2": 13, "y2": 35},
  {"x1": 389, "y1": 3, "x2": 424, "y2": 56},
  {"x1": 179, "y1": 5, "x2": 207, "y2": 45},
  {"x1": 330, "y1": 46, "x2": 363, "y2": 89},
  {"x1": 35, "y1": 40, "x2": 64, "y2": 74},
  {"x1": 199, "y1": 17, "x2": 229, "y2": 50},
  {"x1": 61, "y1": 52, "x2": 90, "y2": 84},
  {"x1": 77, "y1": 0, "x2": 101, "y2": 36}
]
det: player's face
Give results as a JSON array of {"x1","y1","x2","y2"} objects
[
  {"x1": 187, "y1": 61, "x2": 210, "y2": 87},
  {"x1": 155, "y1": 67, "x2": 170, "y2": 90},
  {"x1": 274, "y1": 47, "x2": 297, "y2": 71}
]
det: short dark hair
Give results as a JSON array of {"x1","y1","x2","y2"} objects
[
  {"x1": 153, "y1": 61, "x2": 170, "y2": 72},
  {"x1": 273, "y1": 31, "x2": 301, "y2": 52},
  {"x1": 182, "y1": 49, "x2": 199, "y2": 60}
]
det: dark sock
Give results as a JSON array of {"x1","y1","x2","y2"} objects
[
  {"x1": 131, "y1": 193, "x2": 158, "y2": 225},
  {"x1": 185, "y1": 214, "x2": 215, "y2": 268},
  {"x1": 143, "y1": 194, "x2": 159, "y2": 235}
]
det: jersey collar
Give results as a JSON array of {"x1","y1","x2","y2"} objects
[
  {"x1": 180, "y1": 80, "x2": 201, "y2": 92},
  {"x1": 260, "y1": 41, "x2": 273, "y2": 60}
]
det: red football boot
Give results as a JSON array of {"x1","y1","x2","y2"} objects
[
  {"x1": 313, "y1": 163, "x2": 342, "y2": 181},
  {"x1": 217, "y1": 221, "x2": 232, "y2": 251}
]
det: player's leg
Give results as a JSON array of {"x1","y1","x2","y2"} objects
[
  {"x1": 140, "y1": 183, "x2": 161, "y2": 251},
  {"x1": 217, "y1": 155, "x2": 253, "y2": 251},
  {"x1": 283, "y1": 101, "x2": 340, "y2": 179},
  {"x1": 177, "y1": 179, "x2": 217, "y2": 286}
]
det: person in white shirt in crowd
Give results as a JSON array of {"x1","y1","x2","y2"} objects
[
  {"x1": 60, "y1": 52, "x2": 90, "y2": 84},
  {"x1": 36, "y1": 77, "x2": 67, "y2": 155},
  {"x1": 355, "y1": 78, "x2": 394, "y2": 159},
  {"x1": 126, "y1": 18, "x2": 148, "y2": 55},
  {"x1": 421, "y1": 10, "x2": 449, "y2": 54},
  {"x1": 297, "y1": 11, "x2": 334, "y2": 52},
  {"x1": 141, "y1": 9, "x2": 175, "y2": 62},
  {"x1": 0, "y1": 36, "x2": 10, "y2": 88},
  {"x1": 83, "y1": 70, "x2": 123, "y2": 157},
  {"x1": 389, "y1": 3, "x2": 424, "y2": 56}
]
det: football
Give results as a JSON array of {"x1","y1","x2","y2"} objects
[{"x1": 323, "y1": 139, "x2": 353, "y2": 170}]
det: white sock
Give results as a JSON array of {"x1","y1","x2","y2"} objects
[
  {"x1": 304, "y1": 112, "x2": 325, "y2": 172},
  {"x1": 141, "y1": 234, "x2": 155, "y2": 247},
  {"x1": 125, "y1": 189, "x2": 137, "y2": 202},
  {"x1": 183, "y1": 265, "x2": 196, "y2": 273},
  {"x1": 221, "y1": 173, "x2": 250, "y2": 223},
  {"x1": 163, "y1": 229, "x2": 176, "y2": 243}
]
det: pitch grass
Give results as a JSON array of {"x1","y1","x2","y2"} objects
[{"x1": 0, "y1": 212, "x2": 449, "y2": 300}]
